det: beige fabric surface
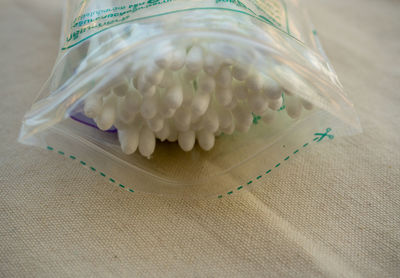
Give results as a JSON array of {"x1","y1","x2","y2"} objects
[{"x1": 1, "y1": 0, "x2": 399, "y2": 277}]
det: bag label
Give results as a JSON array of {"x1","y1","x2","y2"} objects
[{"x1": 63, "y1": 0, "x2": 289, "y2": 50}]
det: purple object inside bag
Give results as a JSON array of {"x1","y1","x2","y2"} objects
[{"x1": 70, "y1": 103, "x2": 117, "y2": 133}]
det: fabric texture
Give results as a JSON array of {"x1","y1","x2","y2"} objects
[{"x1": 1, "y1": 0, "x2": 399, "y2": 277}]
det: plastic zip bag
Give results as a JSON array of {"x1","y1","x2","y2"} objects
[{"x1": 19, "y1": 0, "x2": 361, "y2": 198}]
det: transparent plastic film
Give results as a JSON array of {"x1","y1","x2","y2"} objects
[{"x1": 19, "y1": 0, "x2": 361, "y2": 198}]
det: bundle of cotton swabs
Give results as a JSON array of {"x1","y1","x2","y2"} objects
[{"x1": 82, "y1": 38, "x2": 313, "y2": 158}]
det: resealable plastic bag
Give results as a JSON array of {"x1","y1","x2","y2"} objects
[{"x1": 19, "y1": 0, "x2": 361, "y2": 198}]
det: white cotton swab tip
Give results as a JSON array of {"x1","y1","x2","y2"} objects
[
  {"x1": 84, "y1": 94, "x2": 103, "y2": 118},
  {"x1": 166, "y1": 123, "x2": 178, "y2": 142},
  {"x1": 215, "y1": 87, "x2": 233, "y2": 107},
  {"x1": 191, "y1": 92, "x2": 211, "y2": 118},
  {"x1": 233, "y1": 104, "x2": 253, "y2": 133},
  {"x1": 174, "y1": 107, "x2": 192, "y2": 132},
  {"x1": 95, "y1": 93, "x2": 117, "y2": 131},
  {"x1": 261, "y1": 108, "x2": 275, "y2": 124},
  {"x1": 246, "y1": 73, "x2": 264, "y2": 92},
  {"x1": 217, "y1": 107, "x2": 234, "y2": 134},
  {"x1": 232, "y1": 65, "x2": 250, "y2": 81},
  {"x1": 202, "y1": 107, "x2": 219, "y2": 133},
  {"x1": 164, "y1": 85, "x2": 183, "y2": 110},
  {"x1": 178, "y1": 130, "x2": 196, "y2": 152},
  {"x1": 248, "y1": 92, "x2": 269, "y2": 115},
  {"x1": 301, "y1": 98, "x2": 314, "y2": 110},
  {"x1": 263, "y1": 76, "x2": 282, "y2": 100},
  {"x1": 112, "y1": 80, "x2": 130, "y2": 97},
  {"x1": 145, "y1": 64, "x2": 164, "y2": 85},
  {"x1": 215, "y1": 66, "x2": 232, "y2": 88},
  {"x1": 155, "y1": 120, "x2": 171, "y2": 142},
  {"x1": 155, "y1": 49, "x2": 172, "y2": 69},
  {"x1": 285, "y1": 95, "x2": 303, "y2": 119},
  {"x1": 118, "y1": 126, "x2": 140, "y2": 155},
  {"x1": 138, "y1": 126, "x2": 156, "y2": 158},
  {"x1": 203, "y1": 53, "x2": 221, "y2": 76},
  {"x1": 197, "y1": 129, "x2": 215, "y2": 151},
  {"x1": 169, "y1": 48, "x2": 186, "y2": 71},
  {"x1": 116, "y1": 90, "x2": 142, "y2": 124},
  {"x1": 268, "y1": 96, "x2": 283, "y2": 111},
  {"x1": 140, "y1": 95, "x2": 158, "y2": 120},
  {"x1": 147, "y1": 115, "x2": 164, "y2": 133}
]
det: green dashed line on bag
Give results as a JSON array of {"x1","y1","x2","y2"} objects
[
  {"x1": 217, "y1": 128, "x2": 334, "y2": 199},
  {"x1": 45, "y1": 146, "x2": 135, "y2": 194}
]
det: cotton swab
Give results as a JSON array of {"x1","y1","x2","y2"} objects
[
  {"x1": 138, "y1": 126, "x2": 156, "y2": 158},
  {"x1": 84, "y1": 94, "x2": 103, "y2": 119},
  {"x1": 95, "y1": 93, "x2": 117, "y2": 130},
  {"x1": 140, "y1": 94, "x2": 158, "y2": 120},
  {"x1": 197, "y1": 129, "x2": 215, "y2": 151},
  {"x1": 178, "y1": 130, "x2": 196, "y2": 152},
  {"x1": 232, "y1": 65, "x2": 250, "y2": 81},
  {"x1": 118, "y1": 126, "x2": 140, "y2": 155}
]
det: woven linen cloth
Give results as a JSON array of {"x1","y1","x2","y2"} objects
[{"x1": 1, "y1": 0, "x2": 399, "y2": 277}]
